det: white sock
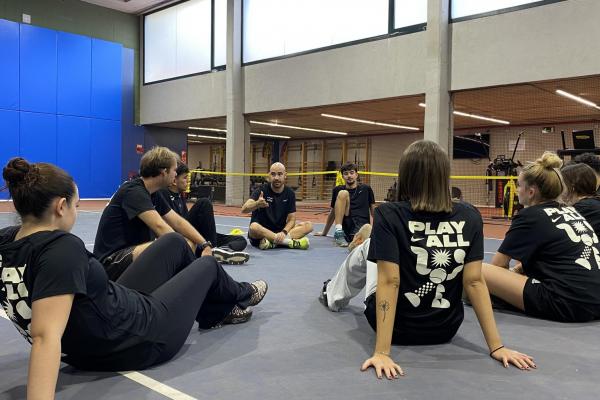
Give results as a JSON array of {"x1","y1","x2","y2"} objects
[{"x1": 335, "y1": 224, "x2": 343, "y2": 231}]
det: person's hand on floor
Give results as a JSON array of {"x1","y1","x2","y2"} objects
[
  {"x1": 490, "y1": 347, "x2": 536, "y2": 370},
  {"x1": 361, "y1": 353, "x2": 404, "y2": 380}
]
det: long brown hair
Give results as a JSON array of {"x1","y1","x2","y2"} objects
[{"x1": 397, "y1": 140, "x2": 452, "y2": 213}]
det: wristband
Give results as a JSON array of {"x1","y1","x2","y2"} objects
[
  {"x1": 489, "y1": 345, "x2": 504, "y2": 357},
  {"x1": 282, "y1": 229, "x2": 288, "y2": 235}
]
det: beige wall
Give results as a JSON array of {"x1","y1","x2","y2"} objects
[{"x1": 187, "y1": 144, "x2": 212, "y2": 171}]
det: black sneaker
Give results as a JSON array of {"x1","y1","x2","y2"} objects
[
  {"x1": 222, "y1": 305, "x2": 253, "y2": 325},
  {"x1": 212, "y1": 247, "x2": 250, "y2": 265},
  {"x1": 248, "y1": 280, "x2": 268, "y2": 306},
  {"x1": 319, "y1": 279, "x2": 331, "y2": 308}
]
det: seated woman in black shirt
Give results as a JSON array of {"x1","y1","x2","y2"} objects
[
  {"x1": 0, "y1": 158, "x2": 268, "y2": 398},
  {"x1": 322, "y1": 140, "x2": 534, "y2": 380},
  {"x1": 483, "y1": 152, "x2": 600, "y2": 322},
  {"x1": 561, "y1": 162, "x2": 600, "y2": 236}
]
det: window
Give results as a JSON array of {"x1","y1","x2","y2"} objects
[
  {"x1": 214, "y1": 0, "x2": 227, "y2": 67},
  {"x1": 451, "y1": 0, "x2": 550, "y2": 20},
  {"x1": 243, "y1": 0, "x2": 389, "y2": 64},
  {"x1": 144, "y1": 0, "x2": 212, "y2": 83},
  {"x1": 394, "y1": 0, "x2": 427, "y2": 30}
]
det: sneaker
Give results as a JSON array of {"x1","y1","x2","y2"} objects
[
  {"x1": 334, "y1": 229, "x2": 349, "y2": 247},
  {"x1": 348, "y1": 224, "x2": 372, "y2": 252},
  {"x1": 289, "y1": 236, "x2": 310, "y2": 250},
  {"x1": 249, "y1": 280, "x2": 268, "y2": 306},
  {"x1": 259, "y1": 238, "x2": 275, "y2": 250},
  {"x1": 212, "y1": 247, "x2": 250, "y2": 265},
  {"x1": 319, "y1": 279, "x2": 331, "y2": 308},
  {"x1": 221, "y1": 305, "x2": 253, "y2": 325}
]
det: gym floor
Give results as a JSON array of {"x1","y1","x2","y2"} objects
[{"x1": 0, "y1": 211, "x2": 598, "y2": 400}]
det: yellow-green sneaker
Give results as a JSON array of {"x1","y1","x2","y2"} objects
[
  {"x1": 289, "y1": 236, "x2": 310, "y2": 250},
  {"x1": 259, "y1": 238, "x2": 275, "y2": 250}
]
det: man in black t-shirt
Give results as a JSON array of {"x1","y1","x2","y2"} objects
[
  {"x1": 154, "y1": 162, "x2": 250, "y2": 264},
  {"x1": 242, "y1": 162, "x2": 313, "y2": 250},
  {"x1": 315, "y1": 162, "x2": 375, "y2": 248},
  {"x1": 93, "y1": 147, "x2": 215, "y2": 280}
]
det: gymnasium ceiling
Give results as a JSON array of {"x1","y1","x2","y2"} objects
[{"x1": 153, "y1": 75, "x2": 600, "y2": 143}]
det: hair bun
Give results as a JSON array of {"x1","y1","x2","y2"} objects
[
  {"x1": 2, "y1": 157, "x2": 36, "y2": 187},
  {"x1": 537, "y1": 151, "x2": 563, "y2": 170}
]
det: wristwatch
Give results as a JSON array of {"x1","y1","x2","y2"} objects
[
  {"x1": 200, "y1": 241, "x2": 213, "y2": 250},
  {"x1": 282, "y1": 229, "x2": 288, "y2": 235}
]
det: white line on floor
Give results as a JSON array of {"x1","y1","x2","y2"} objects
[
  {"x1": 118, "y1": 372, "x2": 197, "y2": 400},
  {"x1": 215, "y1": 223, "x2": 247, "y2": 229},
  {"x1": 0, "y1": 310, "x2": 197, "y2": 400}
]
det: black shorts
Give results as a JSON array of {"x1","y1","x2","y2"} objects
[
  {"x1": 342, "y1": 215, "x2": 365, "y2": 242},
  {"x1": 522, "y1": 278, "x2": 599, "y2": 322},
  {"x1": 248, "y1": 236, "x2": 262, "y2": 248},
  {"x1": 364, "y1": 293, "x2": 461, "y2": 345},
  {"x1": 102, "y1": 246, "x2": 136, "y2": 281}
]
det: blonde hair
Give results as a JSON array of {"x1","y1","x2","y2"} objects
[
  {"x1": 397, "y1": 140, "x2": 452, "y2": 213},
  {"x1": 140, "y1": 146, "x2": 179, "y2": 178},
  {"x1": 521, "y1": 151, "x2": 563, "y2": 202}
]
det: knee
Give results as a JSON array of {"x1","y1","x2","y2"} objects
[
  {"x1": 160, "y1": 232, "x2": 188, "y2": 248},
  {"x1": 194, "y1": 198, "x2": 213, "y2": 212},
  {"x1": 249, "y1": 222, "x2": 261, "y2": 233},
  {"x1": 303, "y1": 221, "x2": 314, "y2": 232},
  {"x1": 337, "y1": 190, "x2": 349, "y2": 201},
  {"x1": 190, "y1": 255, "x2": 219, "y2": 275}
]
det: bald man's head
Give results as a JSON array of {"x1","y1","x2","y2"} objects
[
  {"x1": 270, "y1": 162, "x2": 286, "y2": 173},
  {"x1": 269, "y1": 162, "x2": 286, "y2": 191}
]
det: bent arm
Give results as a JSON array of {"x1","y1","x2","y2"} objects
[
  {"x1": 491, "y1": 252, "x2": 512, "y2": 269},
  {"x1": 241, "y1": 198, "x2": 258, "y2": 214},
  {"x1": 137, "y1": 210, "x2": 175, "y2": 237},
  {"x1": 28, "y1": 294, "x2": 74, "y2": 400}
]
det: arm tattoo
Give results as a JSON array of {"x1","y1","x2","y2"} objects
[
  {"x1": 379, "y1": 300, "x2": 390, "y2": 322},
  {"x1": 391, "y1": 277, "x2": 400, "y2": 289}
]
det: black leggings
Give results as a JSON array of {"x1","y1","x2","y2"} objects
[
  {"x1": 187, "y1": 198, "x2": 248, "y2": 251},
  {"x1": 116, "y1": 233, "x2": 254, "y2": 366}
]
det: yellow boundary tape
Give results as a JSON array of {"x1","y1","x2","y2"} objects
[{"x1": 188, "y1": 169, "x2": 518, "y2": 180}]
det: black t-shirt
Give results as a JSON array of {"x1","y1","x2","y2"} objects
[
  {"x1": 331, "y1": 184, "x2": 375, "y2": 225},
  {"x1": 574, "y1": 197, "x2": 600, "y2": 237},
  {"x1": 0, "y1": 227, "x2": 158, "y2": 369},
  {"x1": 250, "y1": 183, "x2": 296, "y2": 233},
  {"x1": 93, "y1": 178, "x2": 171, "y2": 261},
  {"x1": 367, "y1": 201, "x2": 484, "y2": 332},
  {"x1": 155, "y1": 189, "x2": 188, "y2": 218},
  {"x1": 498, "y1": 201, "x2": 600, "y2": 305}
]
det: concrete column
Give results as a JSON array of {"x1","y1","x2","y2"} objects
[
  {"x1": 424, "y1": 0, "x2": 453, "y2": 153},
  {"x1": 225, "y1": 0, "x2": 250, "y2": 205}
]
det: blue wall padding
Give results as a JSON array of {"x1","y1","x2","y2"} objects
[
  {"x1": 1, "y1": 17, "x2": 127, "y2": 198},
  {"x1": 57, "y1": 116, "x2": 91, "y2": 197},
  {"x1": 91, "y1": 119, "x2": 121, "y2": 197},
  {"x1": 0, "y1": 110, "x2": 20, "y2": 199},
  {"x1": 19, "y1": 112, "x2": 57, "y2": 164},
  {"x1": 20, "y1": 24, "x2": 57, "y2": 114},
  {"x1": 57, "y1": 32, "x2": 91, "y2": 117},
  {"x1": 91, "y1": 39, "x2": 122, "y2": 121},
  {"x1": 0, "y1": 19, "x2": 19, "y2": 110}
]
